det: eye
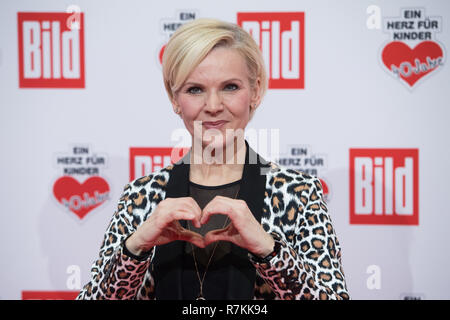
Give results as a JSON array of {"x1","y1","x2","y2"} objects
[
  {"x1": 223, "y1": 83, "x2": 239, "y2": 91},
  {"x1": 186, "y1": 86, "x2": 203, "y2": 95}
]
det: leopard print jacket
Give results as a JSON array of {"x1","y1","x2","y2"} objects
[{"x1": 77, "y1": 162, "x2": 349, "y2": 300}]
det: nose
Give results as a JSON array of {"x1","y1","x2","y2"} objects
[{"x1": 204, "y1": 90, "x2": 224, "y2": 115}]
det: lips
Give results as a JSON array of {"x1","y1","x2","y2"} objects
[{"x1": 202, "y1": 120, "x2": 228, "y2": 129}]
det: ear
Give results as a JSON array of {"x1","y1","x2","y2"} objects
[
  {"x1": 171, "y1": 95, "x2": 182, "y2": 116},
  {"x1": 250, "y1": 77, "x2": 262, "y2": 112}
]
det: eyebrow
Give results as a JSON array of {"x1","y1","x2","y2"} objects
[{"x1": 183, "y1": 78, "x2": 244, "y2": 87}]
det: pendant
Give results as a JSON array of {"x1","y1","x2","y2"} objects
[{"x1": 196, "y1": 294, "x2": 206, "y2": 300}]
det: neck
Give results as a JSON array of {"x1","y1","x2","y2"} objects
[{"x1": 189, "y1": 138, "x2": 246, "y2": 186}]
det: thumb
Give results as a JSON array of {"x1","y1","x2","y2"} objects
[
  {"x1": 203, "y1": 228, "x2": 229, "y2": 246},
  {"x1": 177, "y1": 227, "x2": 205, "y2": 248}
]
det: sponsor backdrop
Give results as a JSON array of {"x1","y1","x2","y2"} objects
[{"x1": 0, "y1": 0, "x2": 449, "y2": 300}]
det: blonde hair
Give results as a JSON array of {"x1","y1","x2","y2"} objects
[{"x1": 162, "y1": 18, "x2": 267, "y2": 103}]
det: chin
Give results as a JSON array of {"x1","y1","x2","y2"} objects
[{"x1": 201, "y1": 133, "x2": 228, "y2": 149}]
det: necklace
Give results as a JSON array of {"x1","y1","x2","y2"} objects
[{"x1": 188, "y1": 186, "x2": 240, "y2": 300}]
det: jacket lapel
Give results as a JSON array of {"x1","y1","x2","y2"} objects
[
  {"x1": 152, "y1": 151, "x2": 190, "y2": 300},
  {"x1": 226, "y1": 141, "x2": 270, "y2": 299},
  {"x1": 238, "y1": 140, "x2": 270, "y2": 224}
]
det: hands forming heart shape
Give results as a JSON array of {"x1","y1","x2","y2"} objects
[{"x1": 126, "y1": 196, "x2": 275, "y2": 258}]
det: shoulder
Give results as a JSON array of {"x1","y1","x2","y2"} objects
[
  {"x1": 261, "y1": 162, "x2": 326, "y2": 242},
  {"x1": 263, "y1": 162, "x2": 326, "y2": 225},
  {"x1": 119, "y1": 164, "x2": 176, "y2": 206},
  {"x1": 265, "y1": 161, "x2": 324, "y2": 197},
  {"x1": 262, "y1": 163, "x2": 330, "y2": 242}
]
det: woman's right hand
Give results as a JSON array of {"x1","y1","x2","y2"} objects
[{"x1": 125, "y1": 197, "x2": 204, "y2": 256}]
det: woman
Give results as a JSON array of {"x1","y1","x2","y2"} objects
[{"x1": 77, "y1": 18, "x2": 349, "y2": 300}]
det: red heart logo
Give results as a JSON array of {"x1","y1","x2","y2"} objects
[
  {"x1": 53, "y1": 176, "x2": 110, "y2": 219},
  {"x1": 381, "y1": 41, "x2": 443, "y2": 87}
]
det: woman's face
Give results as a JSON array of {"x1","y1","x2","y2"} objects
[{"x1": 173, "y1": 47, "x2": 260, "y2": 152}]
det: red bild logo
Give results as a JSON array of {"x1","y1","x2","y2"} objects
[
  {"x1": 22, "y1": 291, "x2": 79, "y2": 300},
  {"x1": 130, "y1": 147, "x2": 189, "y2": 181},
  {"x1": 349, "y1": 149, "x2": 419, "y2": 225},
  {"x1": 17, "y1": 12, "x2": 85, "y2": 88},
  {"x1": 237, "y1": 12, "x2": 304, "y2": 89}
]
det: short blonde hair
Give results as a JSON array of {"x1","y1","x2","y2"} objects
[{"x1": 162, "y1": 18, "x2": 267, "y2": 103}]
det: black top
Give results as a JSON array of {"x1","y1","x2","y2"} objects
[
  {"x1": 153, "y1": 140, "x2": 268, "y2": 300},
  {"x1": 181, "y1": 179, "x2": 241, "y2": 300}
]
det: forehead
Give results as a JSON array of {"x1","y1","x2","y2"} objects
[{"x1": 186, "y1": 47, "x2": 249, "y2": 83}]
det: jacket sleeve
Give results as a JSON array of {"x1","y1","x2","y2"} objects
[
  {"x1": 250, "y1": 175, "x2": 350, "y2": 300},
  {"x1": 76, "y1": 181, "x2": 157, "y2": 300}
]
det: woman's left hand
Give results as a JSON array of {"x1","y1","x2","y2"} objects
[{"x1": 201, "y1": 196, "x2": 275, "y2": 258}]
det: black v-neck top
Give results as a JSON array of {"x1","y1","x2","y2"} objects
[{"x1": 181, "y1": 179, "x2": 241, "y2": 300}]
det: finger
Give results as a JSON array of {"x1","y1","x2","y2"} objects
[
  {"x1": 186, "y1": 197, "x2": 203, "y2": 228},
  {"x1": 203, "y1": 230, "x2": 224, "y2": 246},
  {"x1": 178, "y1": 228, "x2": 205, "y2": 248},
  {"x1": 179, "y1": 197, "x2": 202, "y2": 228},
  {"x1": 167, "y1": 209, "x2": 196, "y2": 225},
  {"x1": 201, "y1": 200, "x2": 233, "y2": 225},
  {"x1": 203, "y1": 227, "x2": 231, "y2": 246},
  {"x1": 168, "y1": 210, "x2": 204, "y2": 233}
]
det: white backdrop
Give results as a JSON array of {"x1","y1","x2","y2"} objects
[{"x1": 1, "y1": 0, "x2": 449, "y2": 300}]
